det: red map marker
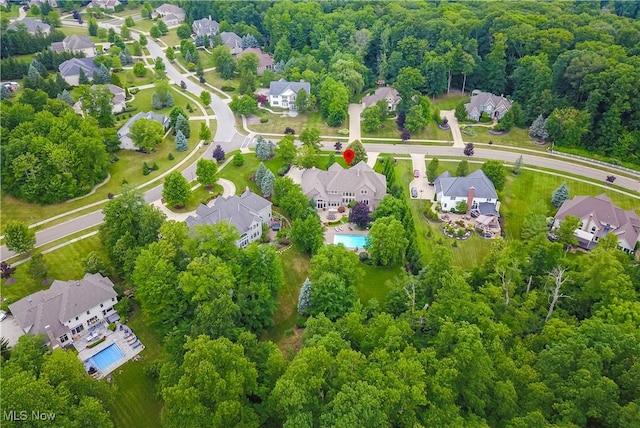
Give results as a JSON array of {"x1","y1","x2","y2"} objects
[{"x1": 343, "y1": 149, "x2": 355, "y2": 165}]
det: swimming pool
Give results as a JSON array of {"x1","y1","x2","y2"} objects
[
  {"x1": 86, "y1": 344, "x2": 124, "y2": 372},
  {"x1": 333, "y1": 234, "x2": 368, "y2": 248}
]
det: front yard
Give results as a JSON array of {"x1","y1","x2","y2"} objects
[{"x1": 248, "y1": 111, "x2": 345, "y2": 137}]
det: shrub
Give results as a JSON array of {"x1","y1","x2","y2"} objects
[
  {"x1": 168, "y1": 152, "x2": 174, "y2": 160},
  {"x1": 284, "y1": 127, "x2": 295, "y2": 134},
  {"x1": 129, "y1": 87, "x2": 139, "y2": 94},
  {"x1": 337, "y1": 206, "x2": 346, "y2": 213},
  {"x1": 107, "y1": 193, "x2": 115, "y2": 199},
  {"x1": 233, "y1": 152, "x2": 245, "y2": 166},
  {"x1": 479, "y1": 111, "x2": 492, "y2": 123},
  {"x1": 285, "y1": 329, "x2": 294, "y2": 337},
  {"x1": 277, "y1": 165, "x2": 290, "y2": 176},
  {"x1": 296, "y1": 316, "x2": 308, "y2": 328},
  {"x1": 221, "y1": 86, "x2": 236, "y2": 92},
  {"x1": 359, "y1": 251, "x2": 369, "y2": 262},
  {"x1": 87, "y1": 336, "x2": 106, "y2": 348},
  {"x1": 115, "y1": 296, "x2": 131, "y2": 317},
  {"x1": 152, "y1": 162, "x2": 159, "y2": 170},
  {"x1": 337, "y1": 129, "x2": 349, "y2": 136},
  {"x1": 452, "y1": 240, "x2": 458, "y2": 247},
  {"x1": 260, "y1": 116, "x2": 269, "y2": 123},
  {"x1": 142, "y1": 162, "x2": 150, "y2": 175},
  {"x1": 108, "y1": 323, "x2": 116, "y2": 331}
]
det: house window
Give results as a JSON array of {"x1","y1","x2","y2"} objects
[
  {"x1": 86, "y1": 310, "x2": 90, "y2": 315},
  {"x1": 71, "y1": 325, "x2": 84, "y2": 335},
  {"x1": 75, "y1": 316, "x2": 79, "y2": 321},
  {"x1": 450, "y1": 197, "x2": 455, "y2": 201},
  {"x1": 59, "y1": 334, "x2": 69, "y2": 343},
  {"x1": 487, "y1": 199, "x2": 492, "y2": 202},
  {"x1": 112, "y1": 297, "x2": 115, "y2": 302},
  {"x1": 361, "y1": 190, "x2": 367, "y2": 194},
  {"x1": 444, "y1": 204, "x2": 447, "y2": 208},
  {"x1": 591, "y1": 226, "x2": 597, "y2": 233}
]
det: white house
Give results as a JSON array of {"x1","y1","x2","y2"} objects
[
  {"x1": 185, "y1": 190, "x2": 273, "y2": 248},
  {"x1": 8, "y1": 273, "x2": 118, "y2": 349},
  {"x1": 117, "y1": 111, "x2": 169, "y2": 150},
  {"x1": 58, "y1": 57, "x2": 100, "y2": 86},
  {"x1": 465, "y1": 90, "x2": 512, "y2": 121},
  {"x1": 87, "y1": 0, "x2": 121, "y2": 10},
  {"x1": 434, "y1": 170, "x2": 500, "y2": 214},
  {"x1": 268, "y1": 79, "x2": 311, "y2": 110},
  {"x1": 300, "y1": 162, "x2": 387, "y2": 210},
  {"x1": 155, "y1": 3, "x2": 185, "y2": 27},
  {"x1": 552, "y1": 194, "x2": 640, "y2": 254},
  {"x1": 51, "y1": 35, "x2": 97, "y2": 58}
]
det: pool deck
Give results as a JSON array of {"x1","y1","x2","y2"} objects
[
  {"x1": 77, "y1": 323, "x2": 144, "y2": 379},
  {"x1": 324, "y1": 223, "x2": 369, "y2": 252}
]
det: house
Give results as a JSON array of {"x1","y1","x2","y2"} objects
[
  {"x1": 7, "y1": 18, "x2": 51, "y2": 35},
  {"x1": 434, "y1": 170, "x2": 500, "y2": 214},
  {"x1": 362, "y1": 87, "x2": 401, "y2": 112},
  {"x1": 117, "y1": 111, "x2": 169, "y2": 150},
  {"x1": 29, "y1": 0, "x2": 57, "y2": 7},
  {"x1": 268, "y1": 79, "x2": 311, "y2": 110},
  {"x1": 8, "y1": 273, "x2": 118, "y2": 349},
  {"x1": 465, "y1": 90, "x2": 512, "y2": 121},
  {"x1": 58, "y1": 57, "x2": 100, "y2": 85},
  {"x1": 51, "y1": 35, "x2": 97, "y2": 58},
  {"x1": 552, "y1": 194, "x2": 640, "y2": 254},
  {"x1": 192, "y1": 15, "x2": 219, "y2": 37},
  {"x1": 155, "y1": 3, "x2": 185, "y2": 27},
  {"x1": 91, "y1": 84, "x2": 126, "y2": 114},
  {"x1": 301, "y1": 161, "x2": 387, "y2": 210},
  {"x1": 185, "y1": 190, "x2": 273, "y2": 248},
  {"x1": 87, "y1": 0, "x2": 121, "y2": 10},
  {"x1": 220, "y1": 31, "x2": 243, "y2": 55},
  {"x1": 239, "y1": 48, "x2": 275, "y2": 75}
]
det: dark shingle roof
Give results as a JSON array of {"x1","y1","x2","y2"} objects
[
  {"x1": 7, "y1": 18, "x2": 51, "y2": 34},
  {"x1": 269, "y1": 79, "x2": 311, "y2": 96},
  {"x1": 434, "y1": 170, "x2": 498, "y2": 199},
  {"x1": 58, "y1": 57, "x2": 100, "y2": 77}
]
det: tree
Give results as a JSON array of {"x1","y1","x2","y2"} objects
[
  {"x1": 545, "y1": 266, "x2": 571, "y2": 322},
  {"x1": 308, "y1": 272, "x2": 356, "y2": 320},
  {"x1": 199, "y1": 123, "x2": 211, "y2": 142},
  {"x1": 125, "y1": 16, "x2": 135, "y2": 27},
  {"x1": 166, "y1": 46, "x2": 175, "y2": 61},
  {"x1": 404, "y1": 102, "x2": 429, "y2": 133},
  {"x1": 149, "y1": 25, "x2": 161, "y2": 39},
  {"x1": 229, "y1": 94, "x2": 258, "y2": 115},
  {"x1": 255, "y1": 162, "x2": 268, "y2": 187},
  {"x1": 294, "y1": 88, "x2": 311, "y2": 113},
  {"x1": 175, "y1": 129, "x2": 188, "y2": 152},
  {"x1": 297, "y1": 278, "x2": 311, "y2": 315},
  {"x1": 133, "y1": 62, "x2": 146, "y2": 77},
  {"x1": 212, "y1": 145, "x2": 225, "y2": 162},
  {"x1": 551, "y1": 182, "x2": 569, "y2": 208},
  {"x1": 260, "y1": 169, "x2": 276, "y2": 198},
  {"x1": 362, "y1": 105, "x2": 382, "y2": 132},
  {"x1": 393, "y1": 66, "x2": 426, "y2": 112},
  {"x1": 174, "y1": 113, "x2": 189, "y2": 137},
  {"x1": 309, "y1": 243, "x2": 362, "y2": 290},
  {"x1": 156, "y1": 20, "x2": 169, "y2": 35},
  {"x1": 176, "y1": 23, "x2": 191, "y2": 39},
  {"x1": 78, "y1": 85, "x2": 114, "y2": 128},
  {"x1": 233, "y1": 153, "x2": 244, "y2": 166},
  {"x1": 130, "y1": 118, "x2": 164, "y2": 152},
  {"x1": 211, "y1": 45, "x2": 235, "y2": 79},
  {"x1": 277, "y1": 134, "x2": 296, "y2": 165},
  {"x1": 78, "y1": 68, "x2": 90, "y2": 85},
  {"x1": 29, "y1": 252, "x2": 48, "y2": 280},
  {"x1": 295, "y1": 146, "x2": 318, "y2": 169},
  {"x1": 427, "y1": 157, "x2": 439, "y2": 183},
  {"x1": 556, "y1": 215, "x2": 580, "y2": 253},
  {"x1": 256, "y1": 135, "x2": 275, "y2": 161},
  {"x1": 163, "y1": 171, "x2": 191, "y2": 208},
  {"x1": 154, "y1": 56, "x2": 165, "y2": 72},
  {"x1": 138, "y1": 34, "x2": 147, "y2": 46},
  {"x1": 349, "y1": 202, "x2": 371, "y2": 228},
  {"x1": 82, "y1": 251, "x2": 109, "y2": 276},
  {"x1": 57, "y1": 89, "x2": 74, "y2": 105},
  {"x1": 196, "y1": 159, "x2": 218, "y2": 190},
  {"x1": 300, "y1": 127, "x2": 321, "y2": 150},
  {"x1": 88, "y1": 17, "x2": 98, "y2": 37},
  {"x1": 455, "y1": 101, "x2": 468, "y2": 121},
  {"x1": 456, "y1": 159, "x2": 469, "y2": 177},
  {"x1": 481, "y1": 160, "x2": 506, "y2": 191},
  {"x1": 290, "y1": 213, "x2": 324, "y2": 254},
  {"x1": 5, "y1": 221, "x2": 36, "y2": 254},
  {"x1": 347, "y1": 140, "x2": 367, "y2": 165},
  {"x1": 545, "y1": 108, "x2": 590, "y2": 148},
  {"x1": 512, "y1": 155, "x2": 523, "y2": 175},
  {"x1": 368, "y1": 216, "x2": 408, "y2": 266},
  {"x1": 529, "y1": 114, "x2": 548, "y2": 140},
  {"x1": 464, "y1": 142, "x2": 475, "y2": 157},
  {"x1": 200, "y1": 90, "x2": 211, "y2": 106}
]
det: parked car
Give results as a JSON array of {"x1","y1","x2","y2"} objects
[
  {"x1": 547, "y1": 233, "x2": 558, "y2": 242},
  {"x1": 414, "y1": 169, "x2": 420, "y2": 178},
  {"x1": 411, "y1": 187, "x2": 418, "y2": 198}
]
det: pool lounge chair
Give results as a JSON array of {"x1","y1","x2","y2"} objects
[
  {"x1": 132, "y1": 340, "x2": 142, "y2": 349},
  {"x1": 127, "y1": 336, "x2": 138, "y2": 344}
]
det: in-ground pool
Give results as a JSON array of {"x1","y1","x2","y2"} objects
[
  {"x1": 86, "y1": 343, "x2": 124, "y2": 372},
  {"x1": 333, "y1": 233, "x2": 368, "y2": 248}
]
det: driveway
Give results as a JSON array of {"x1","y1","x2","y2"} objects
[
  {"x1": 441, "y1": 110, "x2": 464, "y2": 148},
  {"x1": 409, "y1": 154, "x2": 433, "y2": 200},
  {"x1": 1, "y1": 315, "x2": 25, "y2": 346},
  {"x1": 348, "y1": 103, "x2": 363, "y2": 142}
]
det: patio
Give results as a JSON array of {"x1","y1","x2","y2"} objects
[{"x1": 439, "y1": 211, "x2": 501, "y2": 239}]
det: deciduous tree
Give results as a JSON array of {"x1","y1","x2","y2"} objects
[
  {"x1": 349, "y1": 202, "x2": 371, "y2": 228},
  {"x1": 196, "y1": 159, "x2": 218, "y2": 189},
  {"x1": 5, "y1": 221, "x2": 36, "y2": 254},
  {"x1": 367, "y1": 216, "x2": 408, "y2": 266},
  {"x1": 163, "y1": 171, "x2": 191, "y2": 208},
  {"x1": 481, "y1": 160, "x2": 506, "y2": 191},
  {"x1": 131, "y1": 118, "x2": 164, "y2": 152}
]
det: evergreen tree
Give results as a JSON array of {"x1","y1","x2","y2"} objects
[
  {"x1": 256, "y1": 135, "x2": 274, "y2": 161},
  {"x1": 427, "y1": 157, "x2": 439, "y2": 183},
  {"x1": 242, "y1": 34, "x2": 258, "y2": 49},
  {"x1": 456, "y1": 159, "x2": 469, "y2": 177},
  {"x1": 529, "y1": 114, "x2": 549, "y2": 140},
  {"x1": 151, "y1": 92, "x2": 163, "y2": 109},
  {"x1": 255, "y1": 162, "x2": 268, "y2": 186},
  {"x1": 551, "y1": 182, "x2": 569, "y2": 208},
  {"x1": 261, "y1": 169, "x2": 276, "y2": 197},
  {"x1": 513, "y1": 155, "x2": 523, "y2": 175},
  {"x1": 175, "y1": 130, "x2": 188, "y2": 152},
  {"x1": 455, "y1": 100, "x2": 468, "y2": 121},
  {"x1": 174, "y1": 113, "x2": 189, "y2": 137},
  {"x1": 165, "y1": 91, "x2": 174, "y2": 107},
  {"x1": 78, "y1": 68, "x2": 89, "y2": 85},
  {"x1": 0, "y1": 86, "x2": 12, "y2": 100},
  {"x1": 212, "y1": 145, "x2": 225, "y2": 162},
  {"x1": 297, "y1": 278, "x2": 311, "y2": 315}
]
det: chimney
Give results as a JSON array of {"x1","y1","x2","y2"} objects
[{"x1": 466, "y1": 186, "x2": 475, "y2": 214}]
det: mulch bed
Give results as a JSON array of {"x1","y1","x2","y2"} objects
[
  {"x1": 4, "y1": 277, "x2": 17, "y2": 285},
  {"x1": 488, "y1": 129, "x2": 506, "y2": 135},
  {"x1": 41, "y1": 278, "x2": 52, "y2": 286}
]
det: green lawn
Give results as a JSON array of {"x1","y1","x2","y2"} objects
[
  {"x1": 432, "y1": 93, "x2": 469, "y2": 111},
  {"x1": 108, "y1": 301, "x2": 164, "y2": 428},
  {"x1": 363, "y1": 118, "x2": 452, "y2": 141},
  {"x1": 2, "y1": 4, "x2": 21, "y2": 18},
  {"x1": 219, "y1": 153, "x2": 286, "y2": 196},
  {"x1": 166, "y1": 184, "x2": 223, "y2": 212},
  {"x1": 158, "y1": 30, "x2": 183, "y2": 49},
  {"x1": 131, "y1": 19, "x2": 156, "y2": 33},
  {"x1": 128, "y1": 86, "x2": 202, "y2": 117},
  {"x1": 1, "y1": 234, "x2": 107, "y2": 310},
  {"x1": 249, "y1": 111, "x2": 345, "y2": 137},
  {"x1": 464, "y1": 126, "x2": 547, "y2": 151},
  {"x1": 357, "y1": 264, "x2": 403, "y2": 303},
  {"x1": 202, "y1": 70, "x2": 241, "y2": 92},
  {"x1": 112, "y1": 6, "x2": 141, "y2": 17},
  {"x1": 120, "y1": 68, "x2": 158, "y2": 87}
]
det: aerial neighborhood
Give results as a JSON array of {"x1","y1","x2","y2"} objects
[{"x1": 0, "y1": 1, "x2": 639, "y2": 427}]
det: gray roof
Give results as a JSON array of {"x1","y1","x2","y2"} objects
[
  {"x1": 240, "y1": 48, "x2": 275, "y2": 69},
  {"x1": 185, "y1": 190, "x2": 272, "y2": 236},
  {"x1": 7, "y1": 18, "x2": 51, "y2": 34},
  {"x1": 192, "y1": 17, "x2": 219, "y2": 36},
  {"x1": 91, "y1": 83, "x2": 125, "y2": 105},
  {"x1": 362, "y1": 87, "x2": 400, "y2": 108},
  {"x1": 556, "y1": 194, "x2": 640, "y2": 244},
  {"x1": 220, "y1": 31, "x2": 242, "y2": 50},
  {"x1": 301, "y1": 161, "x2": 386, "y2": 201},
  {"x1": 58, "y1": 57, "x2": 100, "y2": 77},
  {"x1": 64, "y1": 35, "x2": 95, "y2": 50},
  {"x1": 464, "y1": 91, "x2": 512, "y2": 116},
  {"x1": 269, "y1": 79, "x2": 311, "y2": 97},
  {"x1": 117, "y1": 111, "x2": 169, "y2": 149},
  {"x1": 156, "y1": 3, "x2": 185, "y2": 16},
  {"x1": 8, "y1": 273, "x2": 117, "y2": 340},
  {"x1": 434, "y1": 170, "x2": 498, "y2": 199}
]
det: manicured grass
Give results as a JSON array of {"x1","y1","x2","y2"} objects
[
  {"x1": 465, "y1": 126, "x2": 547, "y2": 151},
  {"x1": 121, "y1": 68, "x2": 158, "y2": 87},
  {"x1": 202, "y1": 70, "x2": 241, "y2": 91},
  {"x1": 60, "y1": 25, "x2": 91, "y2": 37},
  {"x1": 432, "y1": 93, "x2": 468, "y2": 111},
  {"x1": 363, "y1": 118, "x2": 452, "y2": 141},
  {"x1": 357, "y1": 263, "x2": 403, "y2": 304},
  {"x1": 1, "y1": 234, "x2": 107, "y2": 310},
  {"x1": 131, "y1": 19, "x2": 156, "y2": 33},
  {"x1": 219, "y1": 153, "x2": 286, "y2": 196},
  {"x1": 166, "y1": 184, "x2": 223, "y2": 212},
  {"x1": 108, "y1": 301, "x2": 164, "y2": 428},
  {"x1": 248, "y1": 111, "x2": 344, "y2": 137},
  {"x1": 158, "y1": 30, "x2": 183, "y2": 49},
  {"x1": 128, "y1": 86, "x2": 202, "y2": 117},
  {"x1": 112, "y1": 6, "x2": 141, "y2": 18},
  {"x1": 3, "y1": 4, "x2": 21, "y2": 18}
]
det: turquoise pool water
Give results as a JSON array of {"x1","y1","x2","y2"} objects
[
  {"x1": 87, "y1": 344, "x2": 124, "y2": 371},
  {"x1": 334, "y1": 234, "x2": 368, "y2": 248}
]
